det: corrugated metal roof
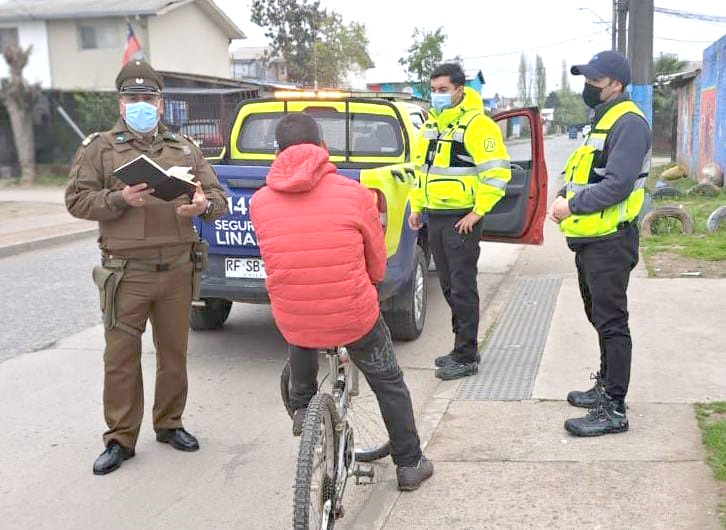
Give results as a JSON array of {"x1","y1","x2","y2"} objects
[{"x1": 0, "y1": 0, "x2": 244, "y2": 39}]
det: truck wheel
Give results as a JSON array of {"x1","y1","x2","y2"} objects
[
  {"x1": 190, "y1": 298, "x2": 232, "y2": 330},
  {"x1": 384, "y1": 245, "x2": 427, "y2": 341}
]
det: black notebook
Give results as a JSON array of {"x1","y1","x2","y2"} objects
[{"x1": 113, "y1": 154, "x2": 196, "y2": 201}]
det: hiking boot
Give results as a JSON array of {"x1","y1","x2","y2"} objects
[
  {"x1": 397, "y1": 455, "x2": 434, "y2": 491},
  {"x1": 567, "y1": 373, "x2": 604, "y2": 408},
  {"x1": 292, "y1": 408, "x2": 306, "y2": 437},
  {"x1": 564, "y1": 392, "x2": 628, "y2": 437},
  {"x1": 435, "y1": 361, "x2": 478, "y2": 381},
  {"x1": 434, "y1": 352, "x2": 481, "y2": 368}
]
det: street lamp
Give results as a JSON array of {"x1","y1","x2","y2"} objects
[{"x1": 578, "y1": 6, "x2": 616, "y2": 50}]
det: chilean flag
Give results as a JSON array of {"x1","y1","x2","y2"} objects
[{"x1": 122, "y1": 22, "x2": 143, "y2": 65}]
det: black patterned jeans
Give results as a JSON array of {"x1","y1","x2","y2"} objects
[{"x1": 287, "y1": 315, "x2": 422, "y2": 467}]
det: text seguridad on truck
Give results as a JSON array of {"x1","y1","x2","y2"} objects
[{"x1": 190, "y1": 90, "x2": 549, "y2": 341}]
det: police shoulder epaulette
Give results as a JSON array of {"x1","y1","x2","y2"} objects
[
  {"x1": 182, "y1": 134, "x2": 200, "y2": 148},
  {"x1": 81, "y1": 132, "x2": 100, "y2": 147}
]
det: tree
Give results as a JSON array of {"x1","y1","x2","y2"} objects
[
  {"x1": 535, "y1": 55, "x2": 546, "y2": 109},
  {"x1": 560, "y1": 59, "x2": 570, "y2": 94},
  {"x1": 251, "y1": 0, "x2": 372, "y2": 87},
  {"x1": 1, "y1": 44, "x2": 40, "y2": 184},
  {"x1": 652, "y1": 53, "x2": 687, "y2": 155},
  {"x1": 552, "y1": 60, "x2": 588, "y2": 131},
  {"x1": 398, "y1": 27, "x2": 446, "y2": 99},
  {"x1": 654, "y1": 52, "x2": 687, "y2": 80},
  {"x1": 314, "y1": 13, "x2": 373, "y2": 87},
  {"x1": 544, "y1": 91, "x2": 560, "y2": 109},
  {"x1": 517, "y1": 52, "x2": 529, "y2": 106},
  {"x1": 653, "y1": 52, "x2": 687, "y2": 117}
]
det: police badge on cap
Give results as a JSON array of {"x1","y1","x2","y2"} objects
[{"x1": 116, "y1": 60, "x2": 163, "y2": 95}]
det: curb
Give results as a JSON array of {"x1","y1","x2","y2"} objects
[
  {"x1": 346, "y1": 256, "x2": 524, "y2": 528},
  {"x1": 0, "y1": 227, "x2": 97, "y2": 259}
]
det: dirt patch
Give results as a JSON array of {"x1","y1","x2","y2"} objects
[
  {"x1": 0, "y1": 202, "x2": 67, "y2": 219},
  {"x1": 646, "y1": 251, "x2": 726, "y2": 278}
]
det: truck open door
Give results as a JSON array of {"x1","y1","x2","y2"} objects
[{"x1": 480, "y1": 107, "x2": 548, "y2": 245}]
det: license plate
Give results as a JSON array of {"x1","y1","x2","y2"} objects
[{"x1": 225, "y1": 257, "x2": 266, "y2": 278}]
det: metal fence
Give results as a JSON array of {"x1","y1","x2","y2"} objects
[{"x1": 0, "y1": 87, "x2": 260, "y2": 172}]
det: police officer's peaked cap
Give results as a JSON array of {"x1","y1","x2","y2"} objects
[{"x1": 116, "y1": 60, "x2": 163, "y2": 95}]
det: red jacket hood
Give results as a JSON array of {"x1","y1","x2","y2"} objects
[{"x1": 266, "y1": 144, "x2": 336, "y2": 193}]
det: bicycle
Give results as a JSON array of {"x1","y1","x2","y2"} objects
[{"x1": 280, "y1": 347, "x2": 392, "y2": 529}]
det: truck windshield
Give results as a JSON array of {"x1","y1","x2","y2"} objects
[{"x1": 237, "y1": 112, "x2": 403, "y2": 157}]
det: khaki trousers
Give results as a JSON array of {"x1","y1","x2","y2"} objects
[{"x1": 102, "y1": 261, "x2": 193, "y2": 449}]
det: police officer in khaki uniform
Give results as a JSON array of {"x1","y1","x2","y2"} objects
[{"x1": 65, "y1": 60, "x2": 227, "y2": 475}]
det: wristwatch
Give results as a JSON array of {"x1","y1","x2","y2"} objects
[{"x1": 203, "y1": 198, "x2": 214, "y2": 218}]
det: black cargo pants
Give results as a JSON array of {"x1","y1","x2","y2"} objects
[
  {"x1": 569, "y1": 223, "x2": 640, "y2": 400},
  {"x1": 287, "y1": 315, "x2": 422, "y2": 467},
  {"x1": 428, "y1": 213, "x2": 483, "y2": 362}
]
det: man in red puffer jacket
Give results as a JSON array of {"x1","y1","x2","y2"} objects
[{"x1": 250, "y1": 113, "x2": 433, "y2": 491}]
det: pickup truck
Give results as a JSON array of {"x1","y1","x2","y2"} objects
[{"x1": 191, "y1": 91, "x2": 549, "y2": 341}]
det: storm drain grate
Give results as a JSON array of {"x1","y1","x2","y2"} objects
[{"x1": 455, "y1": 277, "x2": 562, "y2": 401}]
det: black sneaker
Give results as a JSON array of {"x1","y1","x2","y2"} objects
[
  {"x1": 292, "y1": 408, "x2": 306, "y2": 437},
  {"x1": 397, "y1": 455, "x2": 434, "y2": 491},
  {"x1": 435, "y1": 361, "x2": 478, "y2": 381},
  {"x1": 564, "y1": 392, "x2": 628, "y2": 437},
  {"x1": 567, "y1": 373, "x2": 604, "y2": 408},
  {"x1": 434, "y1": 352, "x2": 481, "y2": 368}
]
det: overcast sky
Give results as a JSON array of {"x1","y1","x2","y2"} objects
[{"x1": 214, "y1": 0, "x2": 726, "y2": 97}]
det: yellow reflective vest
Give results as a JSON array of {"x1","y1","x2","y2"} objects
[
  {"x1": 560, "y1": 100, "x2": 650, "y2": 238},
  {"x1": 410, "y1": 87, "x2": 511, "y2": 216}
]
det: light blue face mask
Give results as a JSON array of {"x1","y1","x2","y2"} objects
[
  {"x1": 430, "y1": 92, "x2": 453, "y2": 112},
  {"x1": 124, "y1": 101, "x2": 160, "y2": 133}
]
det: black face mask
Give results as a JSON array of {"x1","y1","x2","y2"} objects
[{"x1": 582, "y1": 82, "x2": 604, "y2": 109}]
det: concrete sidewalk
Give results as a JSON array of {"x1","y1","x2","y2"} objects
[
  {"x1": 347, "y1": 220, "x2": 725, "y2": 529},
  {"x1": 0, "y1": 185, "x2": 96, "y2": 258}
]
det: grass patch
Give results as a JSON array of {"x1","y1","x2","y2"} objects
[
  {"x1": 0, "y1": 173, "x2": 68, "y2": 187},
  {"x1": 35, "y1": 173, "x2": 69, "y2": 186},
  {"x1": 641, "y1": 164, "x2": 726, "y2": 262},
  {"x1": 695, "y1": 402, "x2": 726, "y2": 527}
]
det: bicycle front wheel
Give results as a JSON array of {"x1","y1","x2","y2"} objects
[{"x1": 293, "y1": 393, "x2": 338, "y2": 530}]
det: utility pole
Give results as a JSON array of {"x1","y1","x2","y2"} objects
[
  {"x1": 612, "y1": 0, "x2": 617, "y2": 50},
  {"x1": 627, "y1": 0, "x2": 653, "y2": 124},
  {"x1": 617, "y1": 0, "x2": 628, "y2": 54}
]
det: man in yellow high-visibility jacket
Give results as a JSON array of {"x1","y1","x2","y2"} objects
[
  {"x1": 550, "y1": 51, "x2": 651, "y2": 437},
  {"x1": 408, "y1": 63, "x2": 511, "y2": 381}
]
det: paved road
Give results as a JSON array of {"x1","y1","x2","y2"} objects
[
  {"x1": 0, "y1": 135, "x2": 574, "y2": 528},
  {"x1": 0, "y1": 238, "x2": 100, "y2": 362}
]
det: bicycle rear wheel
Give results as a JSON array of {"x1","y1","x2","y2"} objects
[{"x1": 293, "y1": 393, "x2": 337, "y2": 530}]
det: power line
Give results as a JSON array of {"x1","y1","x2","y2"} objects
[
  {"x1": 655, "y1": 36, "x2": 718, "y2": 44},
  {"x1": 460, "y1": 29, "x2": 610, "y2": 60},
  {"x1": 654, "y1": 7, "x2": 726, "y2": 23}
]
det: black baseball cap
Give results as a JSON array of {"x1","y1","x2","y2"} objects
[
  {"x1": 571, "y1": 50, "x2": 631, "y2": 86},
  {"x1": 116, "y1": 60, "x2": 163, "y2": 95}
]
